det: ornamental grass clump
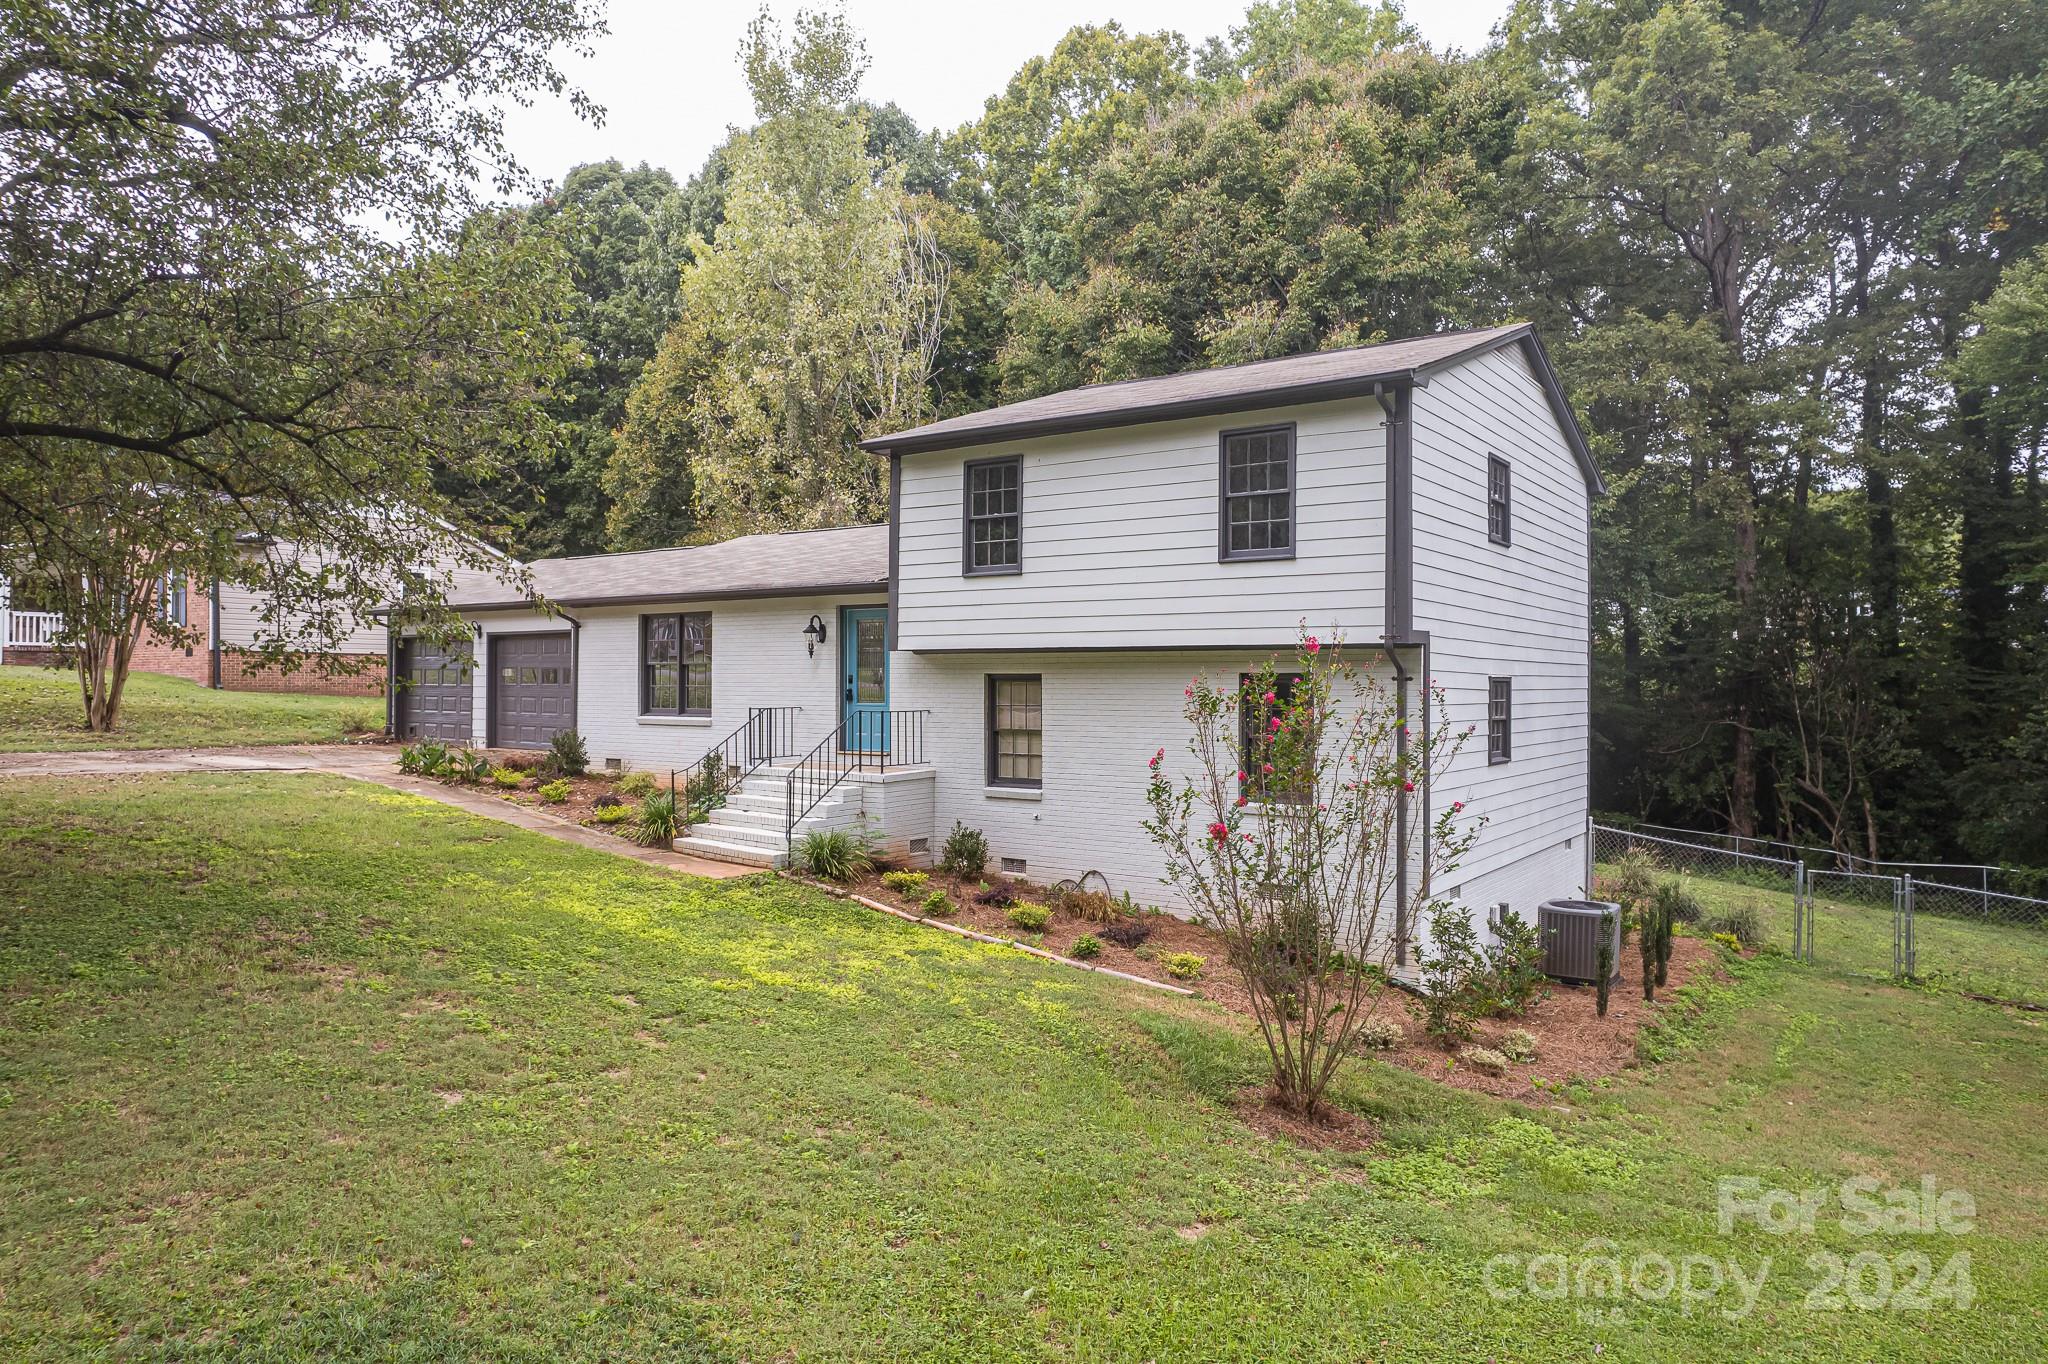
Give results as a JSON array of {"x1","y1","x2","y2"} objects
[{"x1": 1143, "y1": 628, "x2": 1483, "y2": 1118}]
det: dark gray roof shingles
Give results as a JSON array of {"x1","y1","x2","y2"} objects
[
  {"x1": 861, "y1": 324, "x2": 1532, "y2": 453},
  {"x1": 448, "y1": 523, "x2": 888, "y2": 610}
]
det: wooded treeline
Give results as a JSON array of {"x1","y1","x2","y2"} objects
[{"x1": 456, "y1": 0, "x2": 2047, "y2": 873}]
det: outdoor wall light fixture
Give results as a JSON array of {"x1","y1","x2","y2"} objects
[{"x1": 803, "y1": 614, "x2": 828, "y2": 657}]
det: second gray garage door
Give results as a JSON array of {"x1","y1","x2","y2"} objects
[{"x1": 490, "y1": 633, "x2": 575, "y2": 750}]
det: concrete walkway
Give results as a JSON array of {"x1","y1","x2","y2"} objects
[{"x1": 0, "y1": 744, "x2": 755, "y2": 879}]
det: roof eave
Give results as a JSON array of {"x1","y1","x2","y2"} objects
[
  {"x1": 446, "y1": 578, "x2": 890, "y2": 614},
  {"x1": 861, "y1": 374, "x2": 1403, "y2": 456}
]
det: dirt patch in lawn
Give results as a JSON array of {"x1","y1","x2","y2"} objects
[
  {"x1": 846, "y1": 866, "x2": 1741, "y2": 1100},
  {"x1": 1231, "y1": 1086, "x2": 1380, "y2": 1151}
]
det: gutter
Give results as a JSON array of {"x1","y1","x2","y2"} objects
[{"x1": 208, "y1": 577, "x2": 222, "y2": 689}]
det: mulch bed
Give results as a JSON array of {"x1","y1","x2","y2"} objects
[
  {"x1": 1374, "y1": 935, "x2": 1726, "y2": 1099},
  {"x1": 849, "y1": 865, "x2": 1738, "y2": 1102},
  {"x1": 398, "y1": 771, "x2": 1738, "y2": 1103},
  {"x1": 428, "y1": 756, "x2": 652, "y2": 837}
]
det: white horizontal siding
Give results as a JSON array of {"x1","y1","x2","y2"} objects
[
  {"x1": 456, "y1": 593, "x2": 884, "y2": 767},
  {"x1": 1411, "y1": 344, "x2": 1592, "y2": 891},
  {"x1": 895, "y1": 395, "x2": 1389, "y2": 651}
]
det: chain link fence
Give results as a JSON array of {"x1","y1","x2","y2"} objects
[{"x1": 1592, "y1": 823, "x2": 2048, "y2": 1007}]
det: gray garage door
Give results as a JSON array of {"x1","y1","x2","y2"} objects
[
  {"x1": 395, "y1": 638, "x2": 473, "y2": 743},
  {"x1": 490, "y1": 633, "x2": 574, "y2": 750}
]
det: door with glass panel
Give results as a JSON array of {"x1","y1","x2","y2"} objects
[{"x1": 839, "y1": 606, "x2": 888, "y2": 752}]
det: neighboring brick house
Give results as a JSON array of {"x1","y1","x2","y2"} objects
[{"x1": 2, "y1": 553, "x2": 387, "y2": 698}]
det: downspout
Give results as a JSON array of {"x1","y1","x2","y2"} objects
[
  {"x1": 1390, "y1": 647, "x2": 1412, "y2": 966},
  {"x1": 208, "y1": 577, "x2": 223, "y2": 688},
  {"x1": 1382, "y1": 382, "x2": 1419, "y2": 965},
  {"x1": 384, "y1": 619, "x2": 398, "y2": 738}
]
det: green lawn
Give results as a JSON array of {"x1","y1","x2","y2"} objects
[
  {"x1": 3, "y1": 775, "x2": 2044, "y2": 1362},
  {"x1": 1599, "y1": 858, "x2": 2048, "y2": 1008},
  {"x1": 0, "y1": 664, "x2": 373, "y2": 751}
]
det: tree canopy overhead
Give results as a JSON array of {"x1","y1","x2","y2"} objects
[{"x1": 0, "y1": 0, "x2": 602, "y2": 727}]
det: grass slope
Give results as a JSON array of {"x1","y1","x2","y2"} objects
[
  {"x1": 2, "y1": 775, "x2": 2043, "y2": 1362},
  {"x1": 0, "y1": 665, "x2": 370, "y2": 751}
]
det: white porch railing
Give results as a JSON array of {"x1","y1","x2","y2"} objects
[{"x1": 5, "y1": 610, "x2": 63, "y2": 648}]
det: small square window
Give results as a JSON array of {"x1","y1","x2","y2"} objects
[{"x1": 1487, "y1": 456, "x2": 1512, "y2": 546}]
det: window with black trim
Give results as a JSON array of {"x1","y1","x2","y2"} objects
[
  {"x1": 1488, "y1": 677, "x2": 1512, "y2": 763},
  {"x1": 964, "y1": 456, "x2": 1022, "y2": 574},
  {"x1": 987, "y1": 674, "x2": 1042, "y2": 787},
  {"x1": 642, "y1": 612, "x2": 712, "y2": 715},
  {"x1": 1240, "y1": 671, "x2": 1306, "y2": 802},
  {"x1": 1221, "y1": 425, "x2": 1295, "y2": 560},
  {"x1": 1487, "y1": 455, "x2": 1511, "y2": 546}
]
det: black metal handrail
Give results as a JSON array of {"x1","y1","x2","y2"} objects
[
  {"x1": 783, "y1": 709, "x2": 930, "y2": 849},
  {"x1": 669, "y1": 706, "x2": 803, "y2": 823}
]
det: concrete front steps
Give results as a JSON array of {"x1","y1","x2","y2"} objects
[{"x1": 671, "y1": 764, "x2": 860, "y2": 869}]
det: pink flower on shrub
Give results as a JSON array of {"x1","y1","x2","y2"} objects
[
  {"x1": 1262, "y1": 762, "x2": 1274, "y2": 774},
  {"x1": 1269, "y1": 715, "x2": 1283, "y2": 732},
  {"x1": 1262, "y1": 691, "x2": 1276, "y2": 704},
  {"x1": 1305, "y1": 636, "x2": 1320, "y2": 654},
  {"x1": 1452, "y1": 800, "x2": 1465, "y2": 813},
  {"x1": 1402, "y1": 780, "x2": 1415, "y2": 793},
  {"x1": 1235, "y1": 794, "x2": 1248, "y2": 808},
  {"x1": 1235, "y1": 770, "x2": 1246, "y2": 783},
  {"x1": 1148, "y1": 747, "x2": 1164, "y2": 770},
  {"x1": 1207, "y1": 822, "x2": 1228, "y2": 845}
]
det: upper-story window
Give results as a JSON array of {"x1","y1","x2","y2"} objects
[
  {"x1": 643, "y1": 611, "x2": 712, "y2": 716},
  {"x1": 964, "y1": 456, "x2": 1022, "y2": 575},
  {"x1": 1488, "y1": 677, "x2": 1513, "y2": 764},
  {"x1": 1220, "y1": 424, "x2": 1295, "y2": 561},
  {"x1": 1487, "y1": 455, "x2": 1512, "y2": 546}
]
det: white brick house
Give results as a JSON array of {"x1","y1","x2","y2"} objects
[{"x1": 418, "y1": 325, "x2": 1603, "y2": 945}]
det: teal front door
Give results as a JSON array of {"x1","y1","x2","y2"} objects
[{"x1": 840, "y1": 607, "x2": 889, "y2": 752}]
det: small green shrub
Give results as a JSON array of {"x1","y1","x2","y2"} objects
[
  {"x1": 920, "y1": 889, "x2": 954, "y2": 917},
  {"x1": 976, "y1": 877, "x2": 1019, "y2": 907},
  {"x1": 490, "y1": 767, "x2": 526, "y2": 789},
  {"x1": 616, "y1": 770, "x2": 658, "y2": 798},
  {"x1": 795, "y1": 828, "x2": 872, "y2": 883},
  {"x1": 1703, "y1": 904, "x2": 1764, "y2": 948},
  {"x1": 939, "y1": 821, "x2": 988, "y2": 877},
  {"x1": 537, "y1": 778, "x2": 572, "y2": 804},
  {"x1": 545, "y1": 729, "x2": 590, "y2": 778},
  {"x1": 1006, "y1": 902, "x2": 1051, "y2": 932},
  {"x1": 1476, "y1": 908, "x2": 1548, "y2": 1017},
  {"x1": 1067, "y1": 933, "x2": 1102, "y2": 960},
  {"x1": 880, "y1": 870, "x2": 929, "y2": 894},
  {"x1": 593, "y1": 791, "x2": 622, "y2": 809},
  {"x1": 1712, "y1": 931, "x2": 1742, "y2": 951},
  {"x1": 396, "y1": 744, "x2": 424, "y2": 774},
  {"x1": 633, "y1": 790, "x2": 679, "y2": 846},
  {"x1": 592, "y1": 803, "x2": 632, "y2": 825},
  {"x1": 1659, "y1": 880, "x2": 1706, "y2": 924},
  {"x1": 452, "y1": 748, "x2": 492, "y2": 783},
  {"x1": 339, "y1": 706, "x2": 382, "y2": 736},
  {"x1": 1351, "y1": 1016, "x2": 1404, "y2": 1052},
  {"x1": 1500, "y1": 1029, "x2": 1539, "y2": 1064},
  {"x1": 1459, "y1": 1045, "x2": 1510, "y2": 1076},
  {"x1": 1163, "y1": 951, "x2": 1205, "y2": 981},
  {"x1": 1416, "y1": 907, "x2": 1482, "y2": 1045}
]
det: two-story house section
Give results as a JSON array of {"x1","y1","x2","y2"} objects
[
  {"x1": 426, "y1": 324, "x2": 1600, "y2": 948},
  {"x1": 865, "y1": 324, "x2": 1603, "y2": 948}
]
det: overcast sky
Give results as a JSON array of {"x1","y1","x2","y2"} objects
[{"x1": 498, "y1": 0, "x2": 1514, "y2": 190}]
